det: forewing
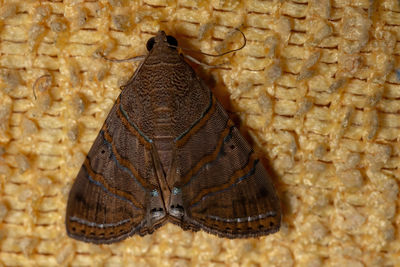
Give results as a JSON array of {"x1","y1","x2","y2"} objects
[
  {"x1": 170, "y1": 98, "x2": 281, "y2": 237},
  {"x1": 66, "y1": 96, "x2": 166, "y2": 244}
]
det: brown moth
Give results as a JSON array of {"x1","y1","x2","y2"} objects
[{"x1": 66, "y1": 31, "x2": 281, "y2": 244}]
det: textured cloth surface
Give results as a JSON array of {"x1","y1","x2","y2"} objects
[{"x1": 0, "y1": 0, "x2": 399, "y2": 266}]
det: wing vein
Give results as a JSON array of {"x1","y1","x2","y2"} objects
[
  {"x1": 84, "y1": 159, "x2": 144, "y2": 210},
  {"x1": 189, "y1": 156, "x2": 258, "y2": 208},
  {"x1": 102, "y1": 129, "x2": 154, "y2": 190}
]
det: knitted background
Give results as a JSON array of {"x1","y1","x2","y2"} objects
[{"x1": 0, "y1": 0, "x2": 399, "y2": 266}]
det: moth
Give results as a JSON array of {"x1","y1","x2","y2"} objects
[{"x1": 66, "y1": 31, "x2": 281, "y2": 244}]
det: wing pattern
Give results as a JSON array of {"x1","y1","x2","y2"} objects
[
  {"x1": 66, "y1": 31, "x2": 281, "y2": 244},
  {"x1": 66, "y1": 97, "x2": 166, "y2": 244},
  {"x1": 169, "y1": 99, "x2": 281, "y2": 237}
]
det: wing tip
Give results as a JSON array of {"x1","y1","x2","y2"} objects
[
  {"x1": 169, "y1": 213, "x2": 281, "y2": 239},
  {"x1": 195, "y1": 221, "x2": 281, "y2": 239},
  {"x1": 65, "y1": 218, "x2": 168, "y2": 244},
  {"x1": 65, "y1": 223, "x2": 139, "y2": 245}
]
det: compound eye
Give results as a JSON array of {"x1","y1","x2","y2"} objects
[
  {"x1": 166, "y1": 35, "x2": 178, "y2": 47},
  {"x1": 146, "y1": 37, "x2": 155, "y2": 51}
]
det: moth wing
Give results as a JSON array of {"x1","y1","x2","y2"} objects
[
  {"x1": 66, "y1": 98, "x2": 166, "y2": 244},
  {"x1": 170, "y1": 99, "x2": 281, "y2": 237}
]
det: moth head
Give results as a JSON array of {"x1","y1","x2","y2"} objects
[{"x1": 146, "y1": 31, "x2": 178, "y2": 51}]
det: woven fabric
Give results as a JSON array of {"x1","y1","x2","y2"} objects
[{"x1": 0, "y1": 0, "x2": 399, "y2": 266}]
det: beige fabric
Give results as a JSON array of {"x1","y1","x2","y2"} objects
[{"x1": 0, "y1": 0, "x2": 399, "y2": 266}]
